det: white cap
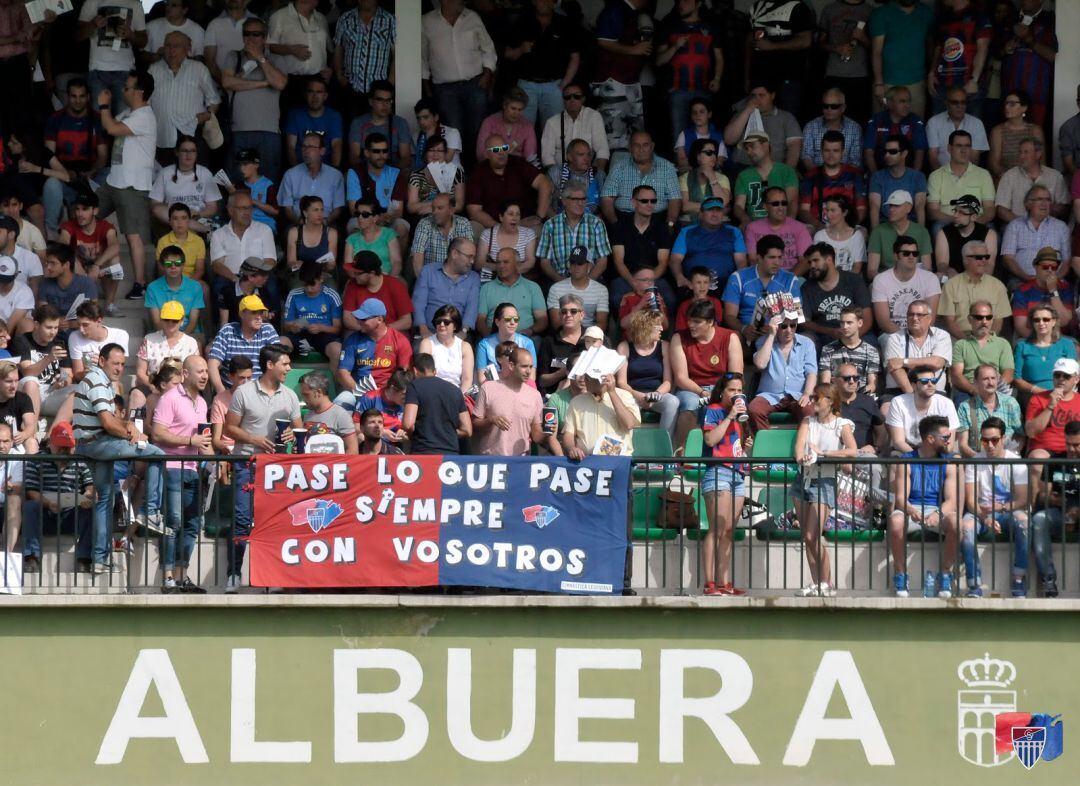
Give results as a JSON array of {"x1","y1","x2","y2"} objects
[
  {"x1": 1053, "y1": 357, "x2": 1080, "y2": 376},
  {"x1": 885, "y1": 190, "x2": 914, "y2": 206}
]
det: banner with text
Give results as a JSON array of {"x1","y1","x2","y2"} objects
[{"x1": 249, "y1": 454, "x2": 629, "y2": 593}]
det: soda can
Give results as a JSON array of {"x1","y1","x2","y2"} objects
[
  {"x1": 732, "y1": 394, "x2": 749, "y2": 422},
  {"x1": 292, "y1": 428, "x2": 308, "y2": 454},
  {"x1": 196, "y1": 422, "x2": 211, "y2": 437},
  {"x1": 541, "y1": 406, "x2": 558, "y2": 434}
]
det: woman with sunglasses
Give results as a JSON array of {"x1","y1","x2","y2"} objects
[
  {"x1": 285, "y1": 195, "x2": 337, "y2": 275},
  {"x1": 699, "y1": 373, "x2": 749, "y2": 595},
  {"x1": 406, "y1": 134, "x2": 465, "y2": 218},
  {"x1": 616, "y1": 309, "x2": 678, "y2": 441},
  {"x1": 792, "y1": 383, "x2": 857, "y2": 598},
  {"x1": 1014, "y1": 304, "x2": 1078, "y2": 400},
  {"x1": 475, "y1": 199, "x2": 537, "y2": 280},
  {"x1": 988, "y1": 90, "x2": 1044, "y2": 180},
  {"x1": 149, "y1": 136, "x2": 222, "y2": 235},
  {"x1": 679, "y1": 137, "x2": 731, "y2": 222},
  {"x1": 813, "y1": 195, "x2": 865, "y2": 276},
  {"x1": 418, "y1": 304, "x2": 474, "y2": 392},
  {"x1": 343, "y1": 198, "x2": 402, "y2": 278},
  {"x1": 475, "y1": 303, "x2": 536, "y2": 373}
]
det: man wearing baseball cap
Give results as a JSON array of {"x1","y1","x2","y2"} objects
[
  {"x1": 218, "y1": 255, "x2": 281, "y2": 326},
  {"x1": 867, "y1": 190, "x2": 932, "y2": 277},
  {"x1": 207, "y1": 293, "x2": 288, "y2": 395},
  {"x1": 334, "y1": 297, "x2": 412, "y2": 410},
  {"x1": 0, "y1": 254, "x2": 34, "y2": 336},
  {"x1": 670, "y1": 195, "x2": 748, "y2": 295},
  {"x1": 1027, "y1": 358, "x2": 1080, "y2": 512},
  {"x1": 342, "y1": 249, "x2": 413, "y2": 333},
  {"x1": 732, "y1": 132, "x2": 798, "y2": 226},
  {"x1": 935, "y1": 193, "x2": 995, "y2": 276}
]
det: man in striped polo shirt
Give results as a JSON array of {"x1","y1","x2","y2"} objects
[
  {"x1": 207, "y1": 294, "x2": 288, "y2": 396},
  {"x1": 73, "y1": 342, "x2": 165, "y2": 574}
]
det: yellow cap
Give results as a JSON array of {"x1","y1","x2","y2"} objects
[
  {"x1": 160, "y1": 300, "x2": 185, "y2": 321},
  {"x1": 239, "y1": 294, "x2": 268, "y2": 313}
]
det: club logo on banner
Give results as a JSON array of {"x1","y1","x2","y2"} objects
[{"x1": 249, "y1": 455, "x2": 630, "y2": 594}]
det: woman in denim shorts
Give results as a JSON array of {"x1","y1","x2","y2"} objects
[
  {"x1": 700, "y1": 374, "x2": 750, "y2": 596},
  {"x1": 792, "y1": 383, "x2": 857, "y2": 598}
]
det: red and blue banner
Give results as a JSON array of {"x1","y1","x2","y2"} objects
[{"x1": 249, "y1": 454, "x2": 630, "y2": 594}]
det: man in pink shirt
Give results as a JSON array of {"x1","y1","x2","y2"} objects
[
  {"x1": 743, "y1": 186, "x2": 813, "y2": 275},
  {"x1": 151, "y1": 355, "x2": 213, "y2": 594},
  {"x1": 472, "y1": 346, "x2": 559, "y2": 456}
]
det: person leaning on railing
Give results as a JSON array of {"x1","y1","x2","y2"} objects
[
  {"x1": 1029, "y1": 420, "x2": 1080, "y2": 599},
  {"x1": 73, "y1": 342, "x2": 165, "y2": 575}
]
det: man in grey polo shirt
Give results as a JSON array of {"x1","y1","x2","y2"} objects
[{"x1": 223, "y1": 342, "x2": 302, "y2": 593}]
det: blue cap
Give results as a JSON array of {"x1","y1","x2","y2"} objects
[
  {"x1": 701, "y1": 196, "x2": 725, "y2": 210},
  {"x1": 352, "y1": 299, "x2": 387, "y2": 320}
]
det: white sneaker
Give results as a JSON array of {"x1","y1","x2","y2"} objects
[
  {"x1": 794, "y1": 583, "x2": 820, "y2": 597},
  {"x1": 819, "y1": 582, "x2": 836, "y2": 597},
  {"x1": 224, "y1": 575, "x2": 241, "y2": 594},
  {"x1": 141, "y1": 512, "x2": 167, "y2": 535},
  {"x1": 104, "y1": 302, "x2": 118, "y2": 316}
]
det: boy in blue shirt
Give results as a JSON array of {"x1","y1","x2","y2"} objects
[{"x1": 282, "y1": 261, "x2": 343, "y2": 364}]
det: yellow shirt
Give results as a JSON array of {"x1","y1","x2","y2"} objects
[
  {"x1": 565, "y1": 388, "x2": 641, "y2": 456},
  {"x1": 156, "y1": 231, "x2": 206, "y2": 278}
]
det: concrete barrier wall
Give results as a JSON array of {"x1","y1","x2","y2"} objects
[{"x1": 1, "y1": 596, "x2": 1075, "y2": 784}]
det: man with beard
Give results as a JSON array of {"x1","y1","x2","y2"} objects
[{"x1": 800, "y1": 243, "x2": 872, "y2": 349}]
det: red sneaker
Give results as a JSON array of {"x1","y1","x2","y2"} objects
[
  {"x1": 703, "y1": 582, "x2": 721, "y2": 595},
  {"x1": 718, "y1": 583, "x2": 746, "y2": 596}
]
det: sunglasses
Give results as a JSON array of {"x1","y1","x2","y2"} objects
[
  {"x1": 821, "y1": 102, "x2": 843, "y2": 110},
  {"x1": 907, "y1": 311, "x2": 930, "y2": 319},
  {"x1": 356, "y1": 210, "x2": 375, "y2": 218},
  {"x1": 368, "y1": 147, "x2": 389, "y2": 155},
  {"x1": 966, "y1": 254, "x2": 991, "y2": 260},
  {"x1": 161, "y1": 260, "x2": 184, "y2": 268},
  {"x1": 838, "y1": 374, "x2": 859, "y2": 382},
  {"x1": 434, "y1": 319, "x2": 454, "y2": 327},
  {"x1": 700, "y1": 149, "x2": 717, "y2": 156},
  {"x1": 883, "y1": 148, "x2": 901, "y2": 155},
  {"x1": 1054, "y1": 371, "x2": 1074, "y2": 378},
  {"x1": 1031, "y1": 317, "x2": 1055, "y2": 323},
  {"x1": 488, "y1": 144, "x2": 511, "y2": 153},
  {"x1": 980, "y1": 436, "x2": 1001, "y2": 445},
  {"x1": 767, "y1": 200, "x2": 788, "y2": 207},
  {"x1": 779, "y1": 322, "x2": 798, "y2": 330},
  {"x1": 916, "y1": 377, "x2": 937, "y2": 385},
  {"x1": 563, "y1": 92, "x2": 584, "y2": 100},
  {"x1": 635, "y1": 197, "x2": 657, "y2": 204},
  {"x1": 969, "y1": 314, "x2": 993, "y2": 321},
  {"x1": 560, "y1": 308, "x2": 582, "y2": 315},
  {"x1": 500, "y1": 316, "x2": 520, "y2": 323},
  {"x1": 1038, "y1": 263, "x2": 1059, "y2": 270},
  {"x1": 897, "y1": 250, "x2": 919, "y2": 257}
]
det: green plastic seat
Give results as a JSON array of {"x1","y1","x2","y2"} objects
[
  {"x1": 631, "y1": 427, "x2": 675, "y2": 482},
  {"x1": 681, "y1": 428, "x2": 705, "y2": 481},
  {"x1": 767, "y1": 411, "x2": 797, "y2": 425},
  {"x1": 630, "y1": 484, "x2": 679, "y2": 540},
  {"x1": 285, "y1": 366, "x2": 335, "y2": 400},
  {"x1": 640, "y1": 409, "x2": 661, "y2": 425},
  {"x1": 824, "y1": 528, "x2": 885, "y2": 542},
  {"x1": 750, "y1": 429, "x2": 798, "y2": 483},
  {"x1": 296, "y1": 350, "x2": 329, "y2": 364}
]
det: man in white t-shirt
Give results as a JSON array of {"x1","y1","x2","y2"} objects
[
  {"x1": 0, "y1": 216, "x2": 42, "y2": 297},
  {"x1": 95, "y1": 70, "x2": 156, "y2": 302},
  {"x1": 77, "y1": 0, "x2": 147, "y2": 113},
  {"x1": 871, "y1": 235, "x2": 942, "y2": 345},
  {"x1": 885, "y1": 367, "x2": 960, "y2": 453},
  {"x1": 145, "y1": 0, "x2": 205, "y2": 59},
  {"x1": 0, "y1": 255, "x2": 34, "y2": 336},
  {"x1": 69, "y1": 300, "x2": 130, "y2": 382},
  {"x1": 960, "y1": 416, "x2": 1029, "y2": 598}
]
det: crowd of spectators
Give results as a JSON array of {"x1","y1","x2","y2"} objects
[{"x1": 0, "y1": 0, "x2": 1073, "y2": 599}]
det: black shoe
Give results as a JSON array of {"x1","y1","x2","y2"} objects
[
  {"x1": 179, "y1": 576, "x2": 207, "y2": 594},
  {"x1": 622, "y1": 587, "x2": 638, "y2": 596},
  {"x1": 75, "y1": 558, "x2": 92, "y2": 574},
  {"x1": 23, "y1": 555, "x2": 39, "y2": 574},
  {"x1": 124, "y1": 282, "x2": 145, "y2": 300},
  {"x1": 1044, "y1": 578, "x2": 1059, "y2": 598}
]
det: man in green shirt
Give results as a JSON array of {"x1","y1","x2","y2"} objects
[
  {"x1": 867, "y1": 190, "x2": 932, "y2": 276},
  {"x1": 950, "y1": 300, "x2": 1015, "y2": 398},
  {"x1": 477, "y1": 247, "x2": 547, "y2": 335},
  {"x1": 733, "y1": 133, "x2": 798, "y2": 226},
  {"x1": 869, "y1": 0, "x2": 934, "y2": 116}
]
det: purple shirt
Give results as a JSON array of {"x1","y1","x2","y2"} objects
[{"x1": 154, "y1": 384, "x2": 208, "y2": 471}]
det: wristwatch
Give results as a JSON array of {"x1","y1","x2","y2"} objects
[{"x1": 98, "y1": 104, "x2": 109, "y2": 111}]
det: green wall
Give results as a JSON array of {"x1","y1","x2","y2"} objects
[{"x1": 3, "y1": 604, "x2": 1074, "y2": 784}]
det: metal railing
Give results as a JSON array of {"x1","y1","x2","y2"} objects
[{"x1": 0, "y1": 452, "x2": 1076, "y2": 597}]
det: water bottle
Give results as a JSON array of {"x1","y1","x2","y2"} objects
[{"x1": 922, "y1": 570, "x2": 936, "y2": 599}]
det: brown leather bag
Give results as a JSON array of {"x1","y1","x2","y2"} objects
[{"x1": 658, "y1": 481, "x2": 698, "y2": 530}]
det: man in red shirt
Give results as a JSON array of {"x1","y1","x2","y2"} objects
[
  {"x1": 669, "y1": 299, "x2": 744, "y2": 449},
  {"x1": 58, "y1": 192, "x2": 122, "y2": 314},
  {"x1": 334, "y1": 299, "x2": 412, "y2": 411},
  {"x1": 1027, "y1": 357, "x2": 1080, "y2": 500},
  {"x1": 465, "y1": 134, "x2": 552, "y2": 230},
  {"x1": 342, "y1": 250, "x2": 413, "y2": 334}
]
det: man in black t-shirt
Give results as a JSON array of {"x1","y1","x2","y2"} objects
[
  {"x1": 836, "y1": 362, "x2": 886, "y2": 453},
  {"x1": 0, "y1": 359, "x2": 38, "y2": 453},
  {"x1": 610, "y1": 185, "x2": 675, "y2": 312},
  {"x1": 746, "y1": 0, "x2": 815, "y2": 115},
  {"x1": 12, "y1": 304, "x2": 74, "y2": 418},
  {"x1": 402, "y1": 353, "x2": 472, "y2": 455}
]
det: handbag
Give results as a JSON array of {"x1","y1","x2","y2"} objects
[{"x1": 658, "y1": 476, "x2": 698, "y2": 530}]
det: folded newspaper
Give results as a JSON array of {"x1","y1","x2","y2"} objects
[{"x1": 568, "y1": 345, "x2": 625, "y2": 380}]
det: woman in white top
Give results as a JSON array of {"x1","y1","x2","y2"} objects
[
  {"x1": 792, "y1": 383, "x2": 857, "y2": 597},
  {"x1": 475, "y1": 199, "x2": 537, "y2": 280},
  {"x1": 149, "y1": 136, "x2": 222, "y2": 234},
  {"x1": 813, "y1": 195, "x2": 865, "y2": 275},
  {"x1": 418, "y1": 304, "x2": 473, "y2": 392}
]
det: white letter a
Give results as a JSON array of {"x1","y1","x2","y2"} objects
[
  {"x1": 783, "y1": 650, "x2": 894, "y2": 767},
  {"x1": 96, "y1": 649, "x2": 209, "y2": 765}
]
